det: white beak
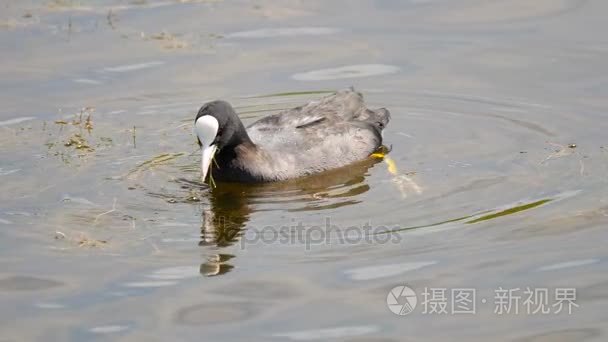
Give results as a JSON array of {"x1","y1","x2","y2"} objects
[
  {"x1": 194, "y1": 115, "x2": 220, "y2": 183},
  {"x1": 201, "y1": 144, "x2": 217, "y2": 182}
]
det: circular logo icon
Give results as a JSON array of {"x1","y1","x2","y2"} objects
[{"x1": 387, "y1": 285, "x2": 417, "y2": 315}]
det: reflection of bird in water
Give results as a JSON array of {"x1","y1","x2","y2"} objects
[
  {"x1": 199, "y1": 254, "x2": 234, "y2": 277},
  {"x1": 198, "y1": 156, "x2": 382, "y2": 248},
  {"x1": 200, "y1": 191, "x2": 250, "y2": 248},
  {"x1": 194, "y1": 88, "x2": 391, "y2": 183}
]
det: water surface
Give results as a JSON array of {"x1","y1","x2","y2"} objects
[{"x1": 1, "y1": 0, "x2": 607, "y2": 341}]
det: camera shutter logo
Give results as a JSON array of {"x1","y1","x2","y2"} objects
[{"x1": 387, "y1": 285, "x2": 417, "y2": 315}]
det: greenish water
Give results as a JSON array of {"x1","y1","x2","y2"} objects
[{"x1": 1, "y1": 0, "x2": 608, "y2": 341}]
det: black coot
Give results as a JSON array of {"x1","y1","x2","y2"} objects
[{"x1": 194, "y1": 88, "x2": 390, "y2": 183}]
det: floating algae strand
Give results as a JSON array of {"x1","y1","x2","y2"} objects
[
  {"x1": 376, "y1": 196, "x2": 559, "y2": 236},
  {"x1": 126, "y1": 152, "x2": 185, "y2": 179},
  {"x1": 466, "y1": 199, "x2": 552, "y2": 224}
]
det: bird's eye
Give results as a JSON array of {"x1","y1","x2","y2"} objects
[{"x1": 211, "y1": 128, "x2": 223, "y2": 146}]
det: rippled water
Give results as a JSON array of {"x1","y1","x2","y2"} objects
[{"x1": 1, "y1": 0, "x2": 608, "y2": 341}]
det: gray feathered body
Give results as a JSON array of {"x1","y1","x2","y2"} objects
[{"x1": 214, "y1": 89, "x2": 390, "y2": 182}]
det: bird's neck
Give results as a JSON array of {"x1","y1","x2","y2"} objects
[
  {"x1": 218, "y1": 127, "x2": 256, "y2": 162},
  {"x1": 231, "y1": 120, "x2": 254, "y2": 146},
  {"x1": 214, "y1": 140, "x2": 263, "y2": 182}
]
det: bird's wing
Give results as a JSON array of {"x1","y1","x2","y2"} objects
[{"x1": 247, "y1": 88, "x2": 366, "y2": 132}]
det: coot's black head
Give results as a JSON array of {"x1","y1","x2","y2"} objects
[{"x1": 194, "y1": 100, "x2": 251, "y2": 182}]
